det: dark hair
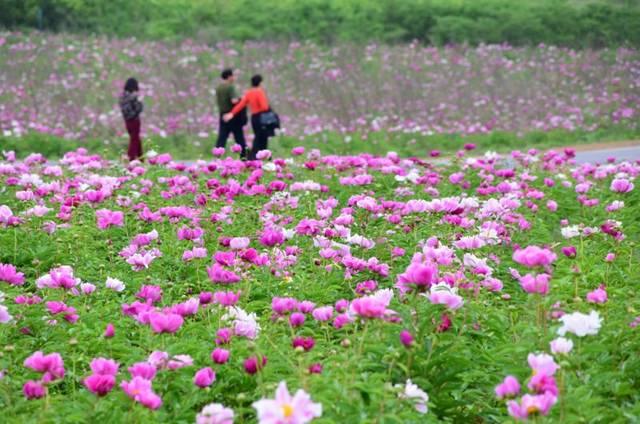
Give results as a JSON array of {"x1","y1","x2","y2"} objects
[
  {"x1": 124, "y1": 78, "x2": 139, "y2": 93},
  {"x1": 251, "y1": 74, "x2": 263, "y2": 87},
  {"x1": 221, "y1": 68, "x2": 233, "y2": 80}
]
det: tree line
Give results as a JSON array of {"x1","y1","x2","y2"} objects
[{"x1": 1, "y1": 0, "x2": 639, "y2": 48}]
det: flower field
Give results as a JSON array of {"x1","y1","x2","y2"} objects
[
  {"x1": 0, "y1": 145, "x2": 638, "y2": 423},
  {"x1": 1, "y1": 32, "x2": 638, "y2": 149}
]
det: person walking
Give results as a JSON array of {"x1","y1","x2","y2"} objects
[
  {"x1": 119, "y1": 78, "x2": 144, "y2": 161},
  {"x1": 224, "y1": 74, "x2": 274, "y2": 160},
  {"x1": 215, "y1": 68, "x2": 247, "y2": 158}
]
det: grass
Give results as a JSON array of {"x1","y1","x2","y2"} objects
[{"x1": 2, "y1": 126, "x2": 639, "y2": 160}]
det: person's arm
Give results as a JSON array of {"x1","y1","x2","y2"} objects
[{"x1": 229, "y1": 93, "x2": 249, "y2": 117}]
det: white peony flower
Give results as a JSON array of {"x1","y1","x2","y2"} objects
[
  {"x1": 557, "y1": 310, "x2": 602, "y2": 337},
  {"x1": 396, "y1": 379, "x2": 429, "y2": 414},
  {"x1": 105, "y1": 277, "x2": 126, "y2": 292},
  {"x1": 561, "y1": 225, "x2": 580, "y2": 239},
  {"x1": 549, "y1": 337, "x2": 574, "y2": 355}
]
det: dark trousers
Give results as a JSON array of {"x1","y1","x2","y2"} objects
[
  {"x1": 216, "y1": 114, "x2": 247, "y2": 158},
  {"x1": 126, "y1": 117, "x2": 142, "y2": 161},
  {"x1": 249, "y1": 113, "x2": 270, "y2": 160}
]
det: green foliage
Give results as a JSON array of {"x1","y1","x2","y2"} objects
[
  {"x1": 1, "y1": 125, "x2": 639, "y2": 160},
  {"x1": 1, "y1": 0, "x2": 640, "y2": 47}
]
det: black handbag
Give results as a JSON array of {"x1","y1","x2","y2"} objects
[{"x1": 259, "y1": 109, "x2": 280, "y2": 129}]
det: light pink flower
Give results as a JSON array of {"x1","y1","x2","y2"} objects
[
  {"x1": 252, "y1": 381, "x2": 322, "y2": 424},
  {"x1": 196, "y1": 403, "x2": 235, "y2": 424},
  {"x1": 495, "y1": 376, "x2": 520, "y2": 399}
]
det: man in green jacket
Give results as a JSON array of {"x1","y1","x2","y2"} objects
[{"x1": 215, "y1": 68, "x2": 247, "y2": 158}]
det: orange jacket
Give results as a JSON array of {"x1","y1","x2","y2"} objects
[{"x1": 230, "y1": 87, "x2": 270, "y2": 116}]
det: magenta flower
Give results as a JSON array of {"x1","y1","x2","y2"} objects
[
  {"x1": 23, "y1": 380, "x2": 46, "y2": 399},
  {"x1": 259, "y1": 229, "x2": 285, "y2": 247},
  {"x1": 136, "y1": 285, "x2": 163, "y2": 303},
  {"x1": 349, "y1": 289, "x2": 393, "y2": 319},
  {"x1": 586, "y1": 285, "x2": 607, "y2": 304},
  {"x1": 513, "y1": 246, "x2": 557, "y2": 268},
  {"x1": 243, "y1": 355, "x2": 267, "y2": 375},
  {"x1": 495, "y1": 376, "x2": 520, "y2": 399},
  {"x1": 561, "y1": 246, "x2": 577, "y2": 258},
  {"x1": 194, "y1": 367, "x2": 216, "y2": 388},
  {"x1": 252, "y1": 381, "x2": 322, "y2": 424},
  {"x1": 0, "y1": 263, "x2": 25, "y2": 286},
  {"x1": 292, "y1": 336, "x2": 315, "y2": 352},
  {"x1": 84, "y1": 374, "x2": 116, "y2": 396},
  {"x1": 104, "y1": 323, "x2": 115, "y2": 338},
  {"x1": 207, "y1": 263, "x2": 241, "y2": 284},
  {"x1": 289, "y1": 312, "x2": 306, "y2": 327},
  {"x1": 395, "y1": 261, "x2": 439, "y2": 295},
  {"x1": 148, "y1": 312, "x2": 184, "y2": 334},
  {"x1": 399, "y1": 329, "x2": 414, "y2": 347},
  {"x1": 211, "y1": 348, "x2": 230, "y2": 364},
  {"x1": 96, "y1": 209, "x2": 124, "y2": 230},
  {"x1": 24, "y1": 351, "x2": 65, "y2": 381},
  {"x1": 519, "y1": 273, "x2": 551, "y2": 295}
]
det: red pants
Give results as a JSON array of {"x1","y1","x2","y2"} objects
[{"x1": 125, "y1": 118, "x2": 142, "y2": 161}]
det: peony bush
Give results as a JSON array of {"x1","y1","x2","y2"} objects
[{"x1": 0, "y1": 146, "x2": 638, "y2": 422}]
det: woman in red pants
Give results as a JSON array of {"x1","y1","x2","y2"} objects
[{"x1": 119, "y1": 78, "x2": 144, "y2": 161}]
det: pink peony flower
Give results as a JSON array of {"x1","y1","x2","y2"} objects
[
  {"x1": 311, "y1": 306, "x2": 333, "y2": 322},
  {"x1": 586, "y1": 285, "x2": 607, "y2": 304},
  {"x1": 519, "y1": 273, "x2": 551, "y2": 295},
  {"x1": 513, "y1": 246, "x2": 557, "y2": 268},
  {"x1": 507, "y1": 393, "x2": 557, "y2": 420},
  {"x1": 128, "y1": 362, "x2": 157, "y2": 380},
  {"x1": 211, "y1": 348, "x2": 230, "y2": 364},
  {"x1": 120, "y1": 377, "x2": 162, "y2": 410},
  {"x1": 561, "y1": 246, "x2": 576, "y2": 258},
  {"x1": 495, "y1": 376, "x2": 520, "y2": 399},
  {"x1": 610, "y1": 178, "x2": 634, "y2": 193},
  {"x1": 549, "y1": 337, "x2": 573, "y2": 355},
  {"x1": 194, "y1": 367, "x2": 216, "y2": 388},
  {"x1": 84, "y1": 374, "x2": 116, "y2": 396},
  {"x1": 244, "y1": 355, "x2": 267, "y2": 374},
  {"x1": 90, "y1": 358, "x2": 119, "y2": 375},
  {"x1": 427, "y1": 283, "x2": 464, "y2": 310},
  {"x1": 24, "y1": 351, "x2": 65, "y2": 381},
  {"x1": 207, "y1": 263, "x2": 241, "y2": 284},
  {"x1": 196, "y1": 403, "x2": 235, "y2": 424},
  {"x1": 148, "y1": 312, "x2": 184, "y2": 334},
  {"x1": 399, "y1": 329, "x2": 414, "y2": 347},
  {"x1": 23, "y1": 380, "x2": 46, "y2": 399},
  {"x1": 104, "y1": 323, "x2": 115, "y2": 338},
  {"x1": 96, "y1": 209, "x2": 124, "y2": 230},
  {"x1": 527, "y1": 353, "x2": 559, "y2": 376},
  {"x1": 252, "y1": 381, "x2": 322, "y2": 424},
  {"x1": 395, "y1": 262, "x2": 439, "y2": 295},
  {"x1": 0, "y1": 263, "x2": 25, "y2": 285}
]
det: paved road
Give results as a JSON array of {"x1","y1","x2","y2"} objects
[{"x1": 573, "y1": 145, "x2": 640, "y2": 164}]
